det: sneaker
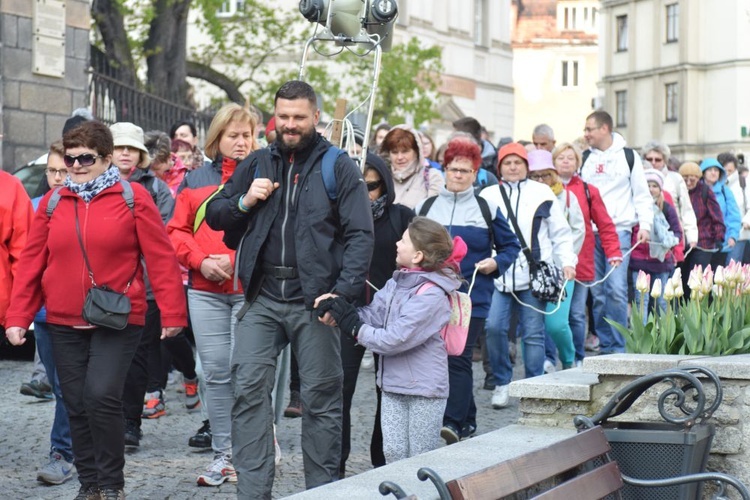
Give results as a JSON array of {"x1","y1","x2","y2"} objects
[
  {"x1": 440, "y1": 424, "x2": 461, "y2": 445},
  {"x1": 99, "y1": 487, "x2": 125, "y2": 499},
  {"x1": 37, "y1": 451, "x2": 75, "y2": 485},
  {"x1": 483, "y1": 374, "x2": 496, "y2": 391},
  {"x1": 142, "y1": 391, "x2": 165, "y2": 419},
  {"x1": 74, "y1": 483, "x2": 100, "y2": 500},
  {"x1": 283, "y1": 390, "x2": 302, "y2": 418},
  {"x1": 461, "y1": 423, "x2": 477, "y2": 439},
  {"x1": 184, "y1": 378, "x2": 201, "y2": 410},
  {"x1": 491, "y1": 384, "x2": 510, "y2": 409},
  {"x1": 575, "y1": 359, "x2": 584, "y2": 368},
  {"x1": 197, "y1": 454, "x2": 237, "y2": 486},
  {"x1": 543, "y1": 359, "x2": 556, "y2": 374},
  {"x1": 20, "y1": 380, "x2": 53, "y2": 400},
  {"x1": 189, "y1": 420, "x2": 212, "y2": 448},
  {"x1": 360, "y1": 350, "x2": 375, "y2": 370},
  {"x1": 124, "y1": 419, "x2": 142, "y2": 448},
  {"x1": 585, "y1": 334, "x2": 600, "y2": 352}
]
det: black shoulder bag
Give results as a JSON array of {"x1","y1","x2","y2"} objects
[
  {"x1": 75, "y1": 201, "x2": 135, "y2": 330},
  {"x1": 498, "y1": 185, "x2": 566, "y2": 303}
]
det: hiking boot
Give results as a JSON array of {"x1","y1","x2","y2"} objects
[
  {"x1": 189, "y1": 420, "x2": 212, "y2": 448},
  {"x1": 491, "y1": 385, "x2": 510, "y2": 409},
  {"x1": 142, "y1": 391, "x2": 165, "y2": 419},
  {"x1": 73, "y1": 483, "x2": 100, "y2": 500},
  {"x1": 99, "y1": 487, "x2": 125, "y2": 499},
  {"x1": 124, "y1": 419, "x2": 142, "y2": 448},
  {"x1": 440, "y1": 424, "x2": 461, "y2": 445},
  {"x1": 20, "y1": 380, "x2": 53, "y2": 400},
  {"x1": 37, "y1": 451, "x2": 75, "y2": 485},
  {"x1": 184, "y1": 378, "x2": 200, "y2": 410},
  {"x1": 197, "y1": 454, "x2": 237, "y2": 486},
  {"x1": 283, "y1": 390, "x2": 302, "y2": 418}
]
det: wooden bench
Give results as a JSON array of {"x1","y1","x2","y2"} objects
[{"x1": 380, "y1": 367, "x2": 750, "y2": 499}]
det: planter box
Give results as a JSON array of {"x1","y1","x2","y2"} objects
[{"x1": 603, "y1": 422, "x2": 715, "y2": 500}]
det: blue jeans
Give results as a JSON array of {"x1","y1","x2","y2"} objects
[
  {"x1": 631, "y1": 270, "x2": 670, "y2": 323},
  {"x1": 443, "y1": 317, "x2": 484, "y2": 431},
  {"x1": 592, "y1": 231, "x2": 632, "y2": 353},
  {"x1": 34, "y1": 320, "x2": 73, "y2": 462},
  {"x1": 485, "y1": 289, "x2": 545, "y2": 386},
  {"x1": 728, "y1": 240, "x2": 747, "y2": 265},
  {"x1": 569, "y1": 282, "x2": 590, "y2": 363}
]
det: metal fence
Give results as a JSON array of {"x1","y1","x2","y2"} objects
[{"x1": 88, "y1": 71, "x2": 215, "y2": 140}]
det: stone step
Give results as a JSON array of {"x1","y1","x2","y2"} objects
[
  {"x1": 509, "y1": 367, "x2": 601, "y2": 401},
  {"x1": 283, "y1": 424, "x2": 576, "y2": 499}
]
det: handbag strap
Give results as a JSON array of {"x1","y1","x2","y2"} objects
[
  {"x1": 498, "y1": 184, "x2": 534, "y2": 265},
  {"x1": 74, "y1": 199, "x2": 138, "y2": 292}
]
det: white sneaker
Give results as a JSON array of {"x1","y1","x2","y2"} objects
[
  {"x1": 361, "y1": 350, "x2": 375, "y2": 371},
  {"x1": 543, "y1": 359, "x2": 556, "y2": 374},
  {"x1": 491, "y1": 385, "x2": 510, "y2": 409},
  {"x1": 575, "y1": 360, "x2": 583, "y2": 368}
]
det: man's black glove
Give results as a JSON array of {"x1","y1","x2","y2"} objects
[{"x1": 324, "y1": 297, "x2": 362, "y2": 339}]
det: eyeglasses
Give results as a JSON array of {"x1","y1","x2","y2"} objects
[
  {"x1": 63, "y1": 154, "x2": 102, "y2": 168},
  {"x1": 583, "y1": 126, "x2": 601, "y2": 133},
  {"x1": 529, "y1": 172, "x2": 554, "y2": 181},
  {"x1": 446, "y1": 167, "x2": 474, "y2": 175},
  {"x1": 366, "y1": 181, "x2": 383, "y2": 192},
  {"x1": 644, "y1": 156, "x2": 664, "y2": 163},
  {"x1": 46, "y1": 168, "x2": 68, "y2": 177}
]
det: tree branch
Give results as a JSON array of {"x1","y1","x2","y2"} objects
[{"x1": 186, "y1": 61, "x2": 245, "y2": 105}]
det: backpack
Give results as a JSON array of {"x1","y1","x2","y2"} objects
[
  {"x1": 416, "y1": 282, "x2": 471, "y2": 356},
  {"x1": 580, "y1": 147, "x2": 635, "y2": 211},
  {"x1": 46, "y1": 180, "x2": 134, "y2": 218}
]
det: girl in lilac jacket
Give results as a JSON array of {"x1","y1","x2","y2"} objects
[{"x1": 317, "y1": 217, "x2": 463, "y2": 462}]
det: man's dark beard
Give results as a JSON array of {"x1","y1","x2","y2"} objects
[{"x1": 277, "y1": 126, "x2": 316, "y2": 154}]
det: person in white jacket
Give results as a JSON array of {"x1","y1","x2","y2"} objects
[
  {"x1": 580, "y1": 111, "x2": 653, "y2": 354},
  {"x1": 481, "y1": 143, "x2": 577, "y2": 409},
  {"x1": 642, "y1": 140, "x2": 698, "y2": 251},
  {"x1": 719, "y1": 152, "x2": 750, "y2": 264}
]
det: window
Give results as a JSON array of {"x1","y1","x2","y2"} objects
[
  {"x1": 665, "y1": 83, "x2": 678, "y2": 122},
  {"x1": 666, "y1": 4, "x2": 679, "y2": 43},
  {"x1": 616, "y1": 90, "x2": 627, "y2": 127},
  {"x1": 616, "y1": 15, "x2": 628, "y2": 51},
  {"x1": 562, "y1": 60, "x2": 579, "y2": 88},
  {"x1": 474, "y1": 0, "x2": 488, "y2": 46},
  {"x1": 217, "y1": 0, "x2": 245, "y2": 17}
]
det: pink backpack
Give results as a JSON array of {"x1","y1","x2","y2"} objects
[{"x1": 416, "y1": 283, "x2": 471, "y2": 356}]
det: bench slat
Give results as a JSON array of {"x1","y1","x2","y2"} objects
[
  {"x1": 446, "y1": 427, "x2": 612, "y2": 500},
  {"x1": 534, "y1": 461, "x2": 623, "y2": 500}
]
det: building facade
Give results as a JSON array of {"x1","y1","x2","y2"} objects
[
  {"x1": 511, "y1": 0, "x2": 600, "y2": 143},
  {"x1": 0, "y1": 0, "x2": 90, "y2": 171},
  {"x1": 598, "y1": 0, "x2": 750, "y2": 159}
]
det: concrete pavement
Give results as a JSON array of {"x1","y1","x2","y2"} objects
[{"x1": 1, "y1": 355, "x2": 519, "y2": 499}]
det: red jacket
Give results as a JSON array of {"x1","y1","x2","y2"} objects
[
  {"x1": 0, "y1": 172, "x2": 33, "y2": 326},
  {"x1": 166, "y1": 157, "x2": 242, "y2": 295},
  {"x1": 5, "y1": 182, "x2": 187, "y2": 329},
  {"x1": 565, "y1": 176, "x2": 623, "y2": 281}
]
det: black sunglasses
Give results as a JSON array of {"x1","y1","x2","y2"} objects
[
  {"x1": 366, "y1": 181, "x2": 383, "y2": 192},
  {"x1": 63, "y1": 153, "x2": 103, "y2": 168}
]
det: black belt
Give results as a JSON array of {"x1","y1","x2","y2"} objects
[{"x1": 261, "y1": 264, "x2": 298, "y2": 279}]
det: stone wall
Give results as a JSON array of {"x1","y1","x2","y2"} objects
[
  {"x1": 510, "y1": 353, "x2": 750, "y2": 486},
  {"x1": 1, "y1": 0, "x2": 90, "y2": 171}
]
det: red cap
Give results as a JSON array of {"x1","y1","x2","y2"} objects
[
  {"x1": 265, "y1": 117, "x2": 276, "y2": 139},
  {"x1": 497, "y1": 142, "x2": 528, "y2": 169}
]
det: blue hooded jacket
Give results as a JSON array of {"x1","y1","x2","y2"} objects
[{"x1": 701, "y1": 158, "x2": 741, "y2": 251}]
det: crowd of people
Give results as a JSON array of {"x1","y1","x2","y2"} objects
[{"x1": 1, "y1": 80, "x2": 747, "y2": 499}]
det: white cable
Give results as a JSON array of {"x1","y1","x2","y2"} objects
[
  {"x1": 574, "y1": 240, "x2": 643, "y2": 288},
  {"x1": 508, "y1": 279, "x2": 569, "y2": 315}
]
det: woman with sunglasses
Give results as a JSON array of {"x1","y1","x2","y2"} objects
[{"x1": 4, "y1": 121, "x2": 187, "y2": 500}]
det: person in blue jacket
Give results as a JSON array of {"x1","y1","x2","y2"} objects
[{"x1": 701, "y1": 158, "x2": 740, "y2": 268}]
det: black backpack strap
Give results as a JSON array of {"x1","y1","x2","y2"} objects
[
  {"x1": 475, "y1": 195, "x2": 495, "y2": 250},
  {"x1": 581, "y1": 150, "x2": 591, "y2": 172},
  {"x1": 583, "y1": 181, "x2": 592, "y2": 212},
  {"x1": 120, "y1": 180, "x2": 135, "y2": 214},
  {"x1": 624, "y1": 147, "x2": 635, "y2": 172},
  {"x1": 498, "y1": 185, "x2": 533, "y2": 264},
  {"x1": 417, "y1": 195, "x2": 438, "y2": 217}
]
